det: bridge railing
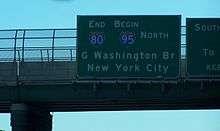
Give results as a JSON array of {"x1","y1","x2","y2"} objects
[
  {"x1": 0, "y1": 29, "x2": 77, "y2": 62},
  {"x1": 0, "y1": 46, "x2": 76, "y2": 62}
]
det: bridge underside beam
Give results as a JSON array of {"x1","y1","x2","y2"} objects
[{"x1": 0, "y1": 81, "x2": 220, "y2": 112}]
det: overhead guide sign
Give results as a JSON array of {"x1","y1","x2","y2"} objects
[
  {"x1": 187, "y1": 18, "x2": 220, "y2": 78},
  {"x1": 77, "y1": 15, "x2": 181, "y2": 78}
]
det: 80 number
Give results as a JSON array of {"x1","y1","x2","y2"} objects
[{"x1": 89, "y1": 32, "x2": 105, "y2": 45}]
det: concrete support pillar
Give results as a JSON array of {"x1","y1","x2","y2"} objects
[
  {"x1": 10, "y1": 103, "x2": 52, "y2": 131},
  {"x1": 10, "y1": 104, "x2": 29, "y2": 131}
]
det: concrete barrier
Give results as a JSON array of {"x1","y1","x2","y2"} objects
[
  {"x1": 19, "y1": 61, "x2": 77, "y2": 84},
  {"x1": 0, "y1": 62, "x2": 17, "y2": 86}
]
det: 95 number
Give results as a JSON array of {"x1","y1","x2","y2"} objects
[{"x1": 120, "y1": 32, "x2": 136, "y2": 45}]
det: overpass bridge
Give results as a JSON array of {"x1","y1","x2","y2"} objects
[{"x1": 0, "y1": 28, "x2": 220, "y2": 131}]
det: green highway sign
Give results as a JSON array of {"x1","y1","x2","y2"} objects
[
  {"x1": 77, "y1": 15, "x2": 181, "y2": 78},
  {"x1": 187, "y1": 18, "x2": 220, "y2": 78}
]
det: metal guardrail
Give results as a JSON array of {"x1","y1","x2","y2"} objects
[{"x1": 0, "y1": 27, "x2": 186, "y2": 62}]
